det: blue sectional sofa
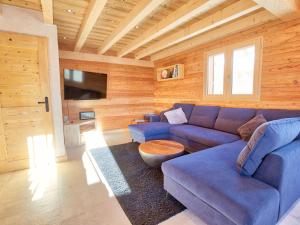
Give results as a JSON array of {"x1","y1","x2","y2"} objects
[{"x1": 128, "y1": 103, "x2": 300, "y2": 225}]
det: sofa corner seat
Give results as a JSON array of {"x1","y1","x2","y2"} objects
[{"x1": 162, "y1": 140, "x2": 280, "y2": 225}]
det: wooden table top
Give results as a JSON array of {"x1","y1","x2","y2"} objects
[{"x1": 139, "y1": 140, "x2": 185, "y2": 155}]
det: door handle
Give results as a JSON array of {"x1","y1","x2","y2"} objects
[{"x1": 38, "y1": 97, "x2": 49, "y2": 112}]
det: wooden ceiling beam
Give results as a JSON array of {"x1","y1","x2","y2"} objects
[
  {"x1": 135, "y1": 0, "x2": 260, "y2": 59},
  {"x1": 252, "y1": 0, "x2": 300, "y2": 18},
  {"x1": 41, "y1": 0, "x2": 53, "y2": 24},
  {"x1": 151, "y1": 10, "x2": 276, "y2": 61},
  {"x1": 59, "y1": 50, "x2": 154, "y2": 68},
  {"x1": 74, "y1": 0, "x2": 107, "y2": 52},
  {"x1": 117, "y1": 0, "x2": 227, "y2": 58},
  {"x1": 98, "y1": 0, "x2": 166, "y2": 55}
]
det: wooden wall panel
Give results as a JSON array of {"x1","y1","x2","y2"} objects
[
  {"x1": 154, "y1": 18, "x2": 300, "y2": 112},
  {"x1": 60, "y1": 59, "x2": 154, "y2": 131}
]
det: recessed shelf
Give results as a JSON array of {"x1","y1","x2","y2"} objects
[{"x1": 157, "y1": 64, "x2": 184, "y2": 82}]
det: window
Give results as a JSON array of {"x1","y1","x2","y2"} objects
[
  {"x1": 204, "y1": 38, "x2": 262, "y2": 100},
  {"x1": 64, "y1": 69, "x2": 71, "y2": 80},
  {"x1": 207, "y1": 53, "x2": 225, "y2": 95},
  {"x1": 63, "y1": 69, "x2": 84, "y2": 83},
  {"x1": 232, "y1": 45, "x2": 255, "y2": 95},
  {"x1": 72, "y1": 70, "x2": 83, "y2": 83}
]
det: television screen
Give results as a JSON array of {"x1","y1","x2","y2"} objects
[{"x1": 64, "y1": 69, "x2": 107, "y2": 100}]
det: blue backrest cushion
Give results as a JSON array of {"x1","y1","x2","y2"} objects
[
  {"x1": 160, "y1": 103, "x2": 194, "y2": 122},
  {"x1": 214, "y1": 107, "x2": 256, "y2": 134},
  {"x1": 188, "y1": 106, "x2": 220, "y2": 128},
  {"x1": 256, "y1": 109, "x2": 300, "y2": 121},
  {"x1": 173, "y1": 103, "x2": 194, "y2": 120},
  {"x1": 237, "y1": 117, "x2": 300, "y2": 176},
  {"x1": 160, "y1": 107, "x2": 174, "y2": 122}
]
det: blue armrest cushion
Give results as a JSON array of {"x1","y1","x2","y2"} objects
[{"x1": 254, "y1": 139, "x2": 300, "y2": 217}]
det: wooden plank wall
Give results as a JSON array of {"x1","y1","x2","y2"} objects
[
  {"x1": 60, "y1": 59, "x2": 154, "y2": 131},
  {"x1": 154, "y1": 18, "x2": 300, "y2": 112}
]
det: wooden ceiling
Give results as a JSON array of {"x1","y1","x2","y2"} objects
[
  {"x1": 0, "y1": 0, "x2": 41, "y2": 11},
  {"x1": 1, "y1": 0, "x2": 299, "y2": 60}
]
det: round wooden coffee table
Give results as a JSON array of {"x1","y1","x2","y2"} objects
[{"x1": 139, "y1": 140, "x2": 185, "y2": 167}]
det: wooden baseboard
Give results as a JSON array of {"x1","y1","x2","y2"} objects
[
  {"x1": 0, "y1": 154, "x2": 68, "y2": 174},
  {"x1": 0, "y1": 160, "x2": 29, "y2": 174},
  {"x1": 56, "y1": 154, "x2": 68, "y2": 162}
]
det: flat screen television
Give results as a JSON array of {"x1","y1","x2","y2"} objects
[{"x1": 64, "y1": 69, "x2": 107, "y2": 100}]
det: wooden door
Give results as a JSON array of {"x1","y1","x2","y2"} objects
[{"x1": 0, "y1": 32, "x2": 54, "y2": 173}]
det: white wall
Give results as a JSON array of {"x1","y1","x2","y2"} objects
[{"x1": 0, "y1": 4, "x2": 65, "y2": 157}]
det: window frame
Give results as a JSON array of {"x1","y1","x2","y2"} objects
[{"x1": 203, "y1": 37, "x2": 262, "y2": 101}]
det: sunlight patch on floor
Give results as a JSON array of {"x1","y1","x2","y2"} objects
[
  {"x1": 82, "y1": 129, "x2": 108, "y2": 149},
  {"x1": 81, "y1": 151, "x2": 100, "y2": 185},
  {"x1": 81, "y1": 128, "x2": 131, "y2": 197},
  {"x1": 27, "y1": 134, "x2": 57, "y2": 201}
]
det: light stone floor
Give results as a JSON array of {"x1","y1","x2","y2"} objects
[
  {"x1": 0, "y1": 129, "x2": 299, "y2": 225},
  {"x1": 0, "y1": 129, "x2": 132, "y2": 225}
]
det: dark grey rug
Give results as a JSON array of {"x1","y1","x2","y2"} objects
[{"x1": 88, "y1": 142, "x2": 185, "y2": 225}]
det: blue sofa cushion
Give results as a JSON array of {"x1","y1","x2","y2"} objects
[
  {"x1": 160, "y1": 103, "x2": 194, "y2": 122},
  {"x1": 162, "y1": 141, "x2": 280, "y2": 225},
  {"x1": 170, "y1": 134, "x2": 210, "y2": 152},
  {"x1": 128, "y1": 122, "x2": 174, "y2": 137},
  {"x1": 188, "y1": 105, "x2": 220, "y2": 128},
  {"x1": 214, "y1": 107, "x2": 256, "y2": 134},
  {"x1": 160, "y1": 107, "x2": 174, "y2": 122},
  {"x1": 170, "y1": 125, "x2": 240, "y2": 147},
  {"x1": 173, "y1": 103, "x2": 194, "y2": 120},
  {"x1": 254, "y1": 139, "x2": 300, "y2": 217},
  {"x1": 256, "y1": 109, "x2": 300, "y2": 121},
  {"x1": 237, "y1": 118, "x2": 300, "y2": 176}
]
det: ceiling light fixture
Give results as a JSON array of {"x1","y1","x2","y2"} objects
[{"x1": 66, "y1": 9, "x2": 73, "y2": 13}]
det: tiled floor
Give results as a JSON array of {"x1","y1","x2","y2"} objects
[
  {"x1": 160, "y1": 205, "x2": 300, "y2": 225},
  {"x1": 0, "y1": 129, "x2": 132, "y2": 225},
  {"x1": 0, "y1": 128, "x2": 299, "y2": 225}
]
